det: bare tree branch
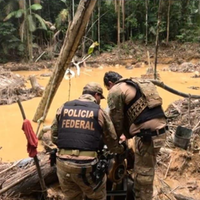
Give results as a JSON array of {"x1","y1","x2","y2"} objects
[{"x1": 150, "y1": 79, "x2": 200, "y2": 99}]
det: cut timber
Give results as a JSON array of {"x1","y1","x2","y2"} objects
[
  {"x1": 173, "y1": 193, "x2": 195, "y2": 200},
  {"x1": 29, "y1": 75, "x2": 44, "y2": 97},
  {"x1": 0, "y1": 153, "x2": 57, "y2": 197},
  {"x1": 153, "y1": 177, "x2": 176, "y2": 200},
  {"x1": 33, "y1": 0, "x2": 97, "y2": 122}
]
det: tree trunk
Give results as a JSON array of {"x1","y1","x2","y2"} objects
[
  {"x1": 145, "y1": 0, "x2": 149, "y2": 45},
  {"x1": 117, "y1": 0, "x2": 121, "y2": 45},
  {"x1": 154, "y1": 0, "x2": 163, "y2": 80},
  {"x1": 72, "y1": 0, "x2": 75, "y2": 19},
  {"x1": 122, "y1": 0, "x2": 125, "y2": 43},
  {"x1": 166, "y1": 0, "x2": 171, "y2": 44},
  {"x1": 33, "y1": 0, "x2": 41, "y2": 4},
  {"x1": 0, "y1": 153, "x2": 57, "y2": 197},
  {"x1": 18, "y1": 0, "x2": 25, "y2": 9},
  {"x1": 199, "y1": 0, "x2": 200, "y2": 15},
  {"x1": 98, "y1": 0, "x2": 101, "y2": 52},
  {"x1": 33, "y1": 0, "x2": 97, "y2": 122},
  {"x1": 28, "y1": 0, "x2": 33, "y2": 62},
  {"x1": 29, "y1": 75, "x2": 44, "y2": 97}
]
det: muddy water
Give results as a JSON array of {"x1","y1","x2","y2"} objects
[{"x1": 0, "y1": 64, "x2": 200, "y2": 162}]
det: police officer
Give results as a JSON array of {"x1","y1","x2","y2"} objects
[
  {"x1": 51, "y1": 82, "x2": 124, "y2": 200},
  {"x1": 103, "y1": 71, "x2": 167, "y2": 200}
]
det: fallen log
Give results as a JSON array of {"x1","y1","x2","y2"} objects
[
  {"x1": 0, "y1": 68, "x2": 45, "y2": 105},
  {"x1": 29, "y1": 75, "x2": 44, "y2": 97},
  {"x1": 173, "y1": 193, "x2": 195, "y2": 200},
  {"x1": 153, "y1": 177, "x2": 177, "y2": 200},
  {"x1": 0, "y1": 153, "x2": 58, "y2": 198},
  {"x1": 0, "y1": 159, "x2": 23, "y2": 176}
]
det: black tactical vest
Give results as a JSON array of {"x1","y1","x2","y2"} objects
[
  {"x1": 116, "y1": 79, "x2": 165, "y2": 125},
  {"x1": 57, "y1": 100, "x2": 103, "y2": 151}
]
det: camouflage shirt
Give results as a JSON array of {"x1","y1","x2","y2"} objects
[
  {"x1": 51, "y1": 94, "x2": 124, "y2": 154},
  {"x1": 107, "y1": 82, "x2": 166, "y2": 138},
  {"x1": 107, "y1": 82, "x2": 131, "y2": 138}
]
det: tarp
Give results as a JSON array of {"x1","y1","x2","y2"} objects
[{"x1": 22, "y1": 119, "x2": 38, "y2": 157}]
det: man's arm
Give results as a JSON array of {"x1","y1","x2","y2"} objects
[
  {"x1": 51, "y1": 105, "x2": 63, "y2": 145},
  {"x1": 51, "y1": 117, "x2": 58, "y2": 145},
  {"x1": 98, "y1": 108, "x2": 124, "y2": 154},
  {"x1": 107, "y1": 86, "x2": 125, "y2": 138}
]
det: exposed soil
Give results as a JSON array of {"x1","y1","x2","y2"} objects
[
  {"x1": 154, "y1": 98, "x2": 200, "y2": 200},
  {"x1": 1, "y1": 41, "x2": 200, "y2": 106},
  {"x1": 0, "y1": 41, "x2": 200, "y2": 199},
  {"x1": 88, "y1": 41, "x2": 200, "y2": 66}
]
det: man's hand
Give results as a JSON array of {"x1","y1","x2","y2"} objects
[
  {"x1": 120, "y1": 141, "x2": 128, "y2": 151},
  {"x1": 120, "y1": 134, "x2": 126, "y2": 142},
  {"x1": 115, "y1": 141, "x2": 128, "y2": 163}
]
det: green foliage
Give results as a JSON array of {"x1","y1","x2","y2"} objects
[
  {"x1": 55, "y1": 8, "x2": 68, "y2": 29},
  {"x1": 28, "y1": 15, "x2": 36, "y2": 32},
  {"x1": 3, "y1": 9, "x2": 24, "y2": 21},
  {"x1": 60, "y1": 0, "x2": 67, "y2": 5},
  {"x1": 0, "y1": 22, "x2": 24, "y2": 63},
  {"x1": 34, "y1": 13, "x2": 47, "y2": 30},
  {"x1": 102, "y1": 44, "x2": 115, "y2": 52},
  {"x1": 126, "y1": 14, "x2": 138, "y2": 29},
  {"x1": 176, "y1": 26, "x2": 200, "y2": 42},
  {"x1": 30, "y1": 3, "x2": 42, "y2": 11},
  {"x1": 40, "y1": 0, "x2": 65, "y2": 23},
  {"x1": 1, "y1": 0, "x2": 200, "y2": 62},
  {"x1": 88, "y1": 42, "x2": 99, "y2": 55},
  {"x1": 97, "y1": 1, "x2": 117, "y2": 50},
  {"x1": 4, "y1": 3, "x2": 47, "y2": 33}
]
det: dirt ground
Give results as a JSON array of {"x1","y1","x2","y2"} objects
[
  {"x1": 154, "y1": 98, "x2": 200, "y2": 200},
  {"x1": 0, "y1": 41, "x2": 200, "y2": 199}
]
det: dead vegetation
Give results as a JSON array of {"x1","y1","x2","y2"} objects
[
  {"x1": 153, "y1": 98, "x2": 200, "y2": 200},
  {"x1": 88, "y1": 41, "x2": 200, "y2": 65},
  {"x1": 0, "y1": 153, "x2": 57, "y2": 200},
  {"x1": 0, "y1": 67, "x2": 44, "y2": 105},
  {"x1": 0, "y1": 98, "x2": 200, "y2": 200},
  {"x1": 169, "y1": 62, "x2": 200, "y2": 73},
  {"x1": 1, "y1": 42, "x2": 200, "y2": 199}
]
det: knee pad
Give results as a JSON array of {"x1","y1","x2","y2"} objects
[
  {"x1": 135, "y1": 173, "x2": 154, "y2": 185},
  {"x1": 135, "y1": 167, "x2": 154, "y2": 186}
]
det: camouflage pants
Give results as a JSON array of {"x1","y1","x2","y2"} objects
[
  {"x1": 56, "y1": 158, "x2": 107, "y2": 200},
  {"x1": 132, "y1": 133, "x2": 166, "y2": 200}
]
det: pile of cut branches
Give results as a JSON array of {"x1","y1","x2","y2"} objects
[
  {"x1": 0, "y1": 67, "x2": 44, "y2": 105},
  {"x1": 165, "y1": 98, "x2": 200, "y2": 134},
  {"x1": 0, "y1": 153, "x2": 57, "y2": 199},
  {"x1": 153, "y1": 98, "x2": 200, "y2": 200},
  {"x1": 169, "y1": 62, "x2": 200, "y2": 73}
]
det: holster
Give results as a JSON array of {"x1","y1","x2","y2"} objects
[
  {"x1": 140, "y1": 129, "x2": 152, "y2": 143},
  {"x1": 92, "y1": 155, "x2": 108, "y2": 191},
  {"x1": 49, "y1": 148, "x2": 57, "y2": 166}
]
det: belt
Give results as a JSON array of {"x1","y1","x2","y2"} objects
[
  {"x1": 56, "y1": 157, "x2": 97, "y2": 174},
  {"x1": 136, "y1": 126, "x2": 168, "y2": 137},
  {"x1": 59, "y1": 149, "x2": 97, "y2": 157},
  {"x1": 58, "y1": 157, "x2": 96, "y2": 164}
]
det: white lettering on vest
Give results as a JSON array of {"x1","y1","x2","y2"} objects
[
  {"x1": 63, "y1": 109, "x2": 94, "y2": 119},
  {"x1": 62, "y1": 119, "x2": 95, "y2": 130}
]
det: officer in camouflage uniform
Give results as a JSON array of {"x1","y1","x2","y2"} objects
[
  {"x1": 103, "y1": 71, "x2": 167, "y2": 200},
  {"x1": 51, "y1": 82, "x2": 124, "y2": 200}
]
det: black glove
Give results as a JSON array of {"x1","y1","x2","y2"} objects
[
  {"x1": 49, "y1": 148, "x2": 57, "y2": 166},
  {"x1": 121, "y1": 141, "x2": 128, "y2": 151},
  {"x1": 115, "y1": 141, "x2": 128, "y2": 163}
]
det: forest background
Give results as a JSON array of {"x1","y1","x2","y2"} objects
[{"x1": 1, "y1": 0, "x2": 200, "y2": 64}]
